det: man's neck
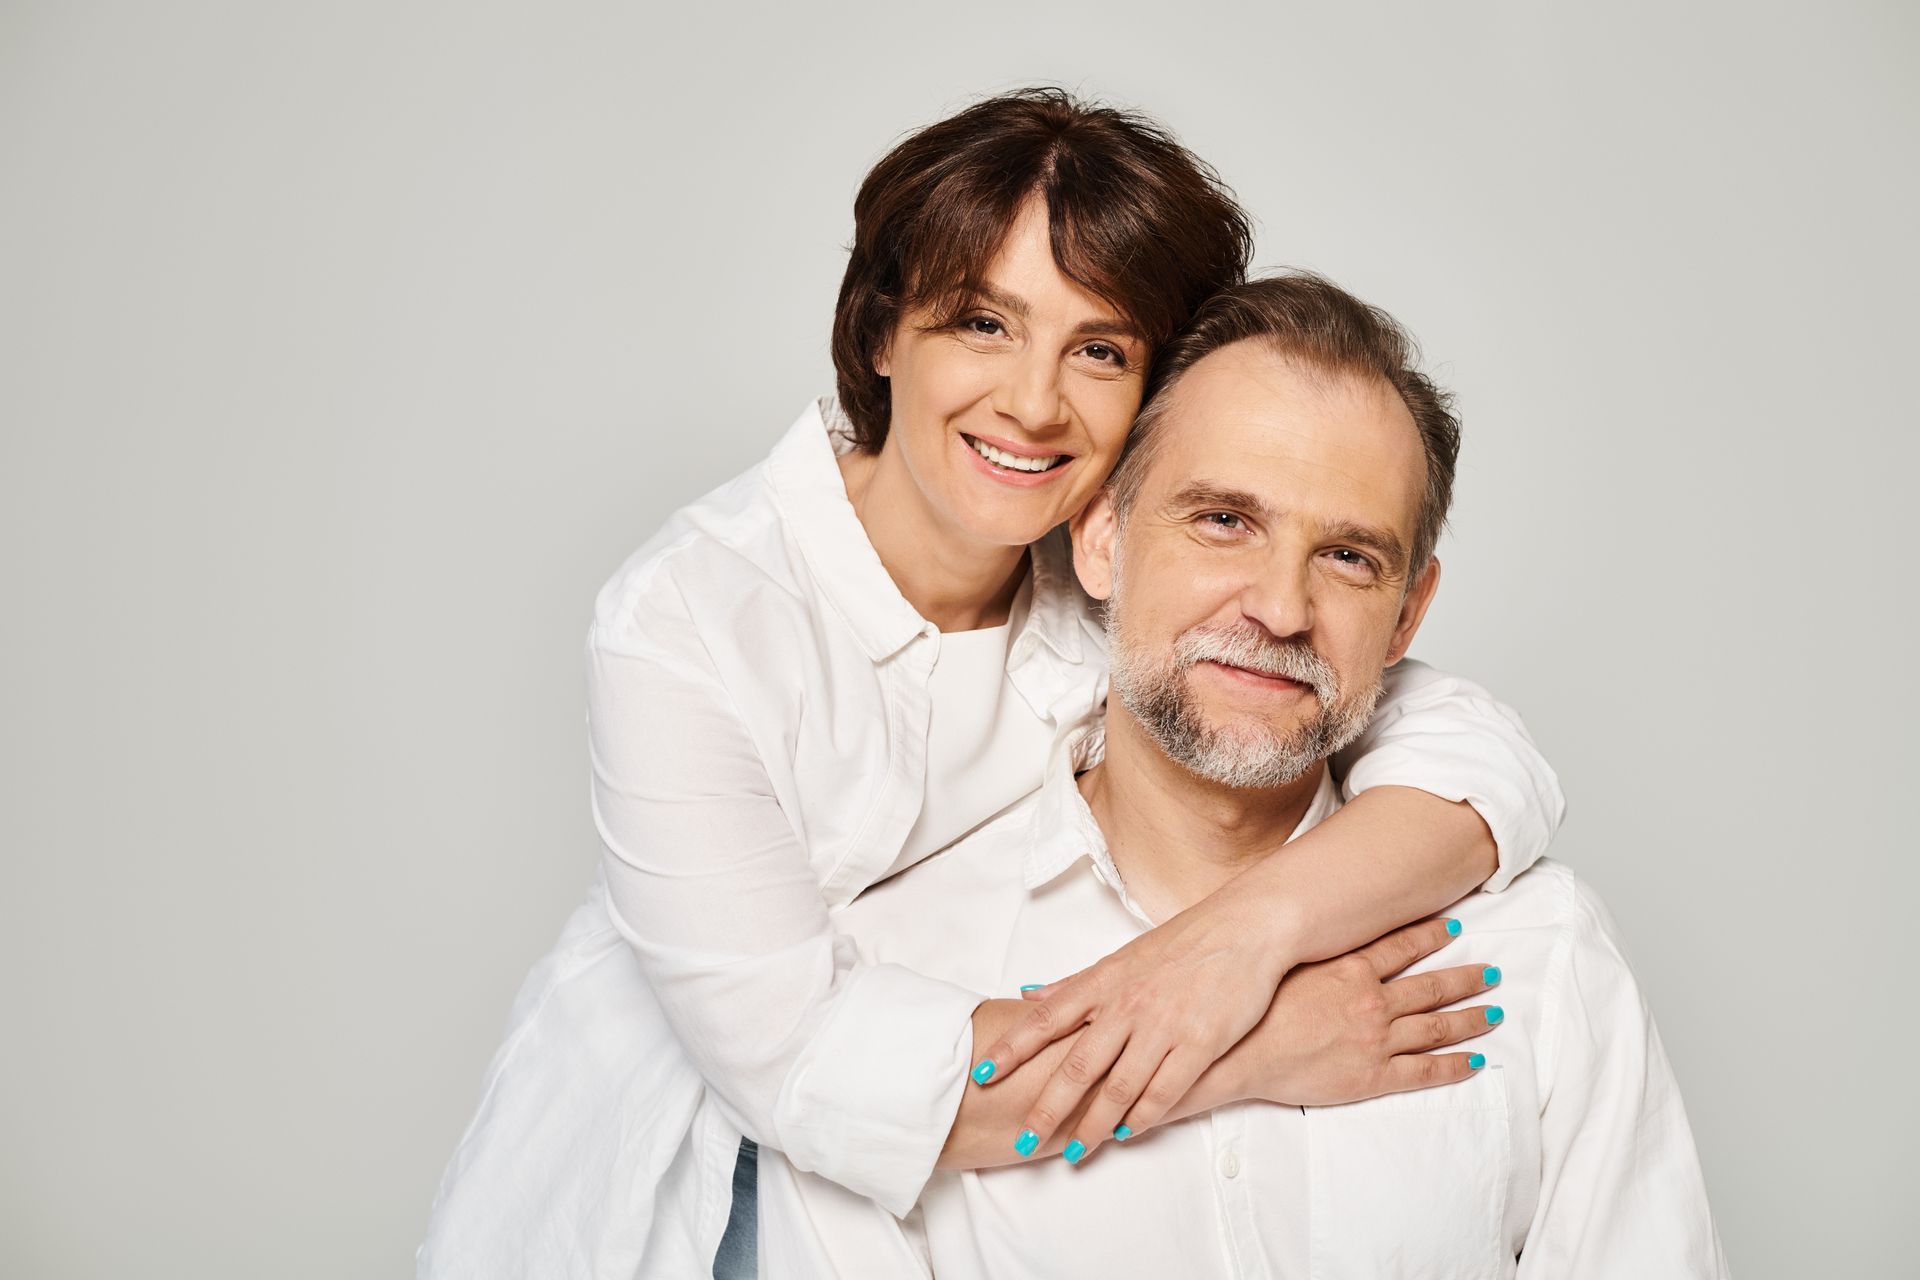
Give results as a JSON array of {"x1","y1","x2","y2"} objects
[{"x1": 1077, "y1": 710, "x2": 1326, "y2": 922}]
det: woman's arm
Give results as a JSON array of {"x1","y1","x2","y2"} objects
[
  {"x1": 940, "y1": 917, "x2": 1500, "y2": 1168},
  {"x1": 590, "y1": 582, "x2": 978, "y2": 1219},
  {"x1": 973, "y1": 660, "x2": 1564, "y2": 1160}
]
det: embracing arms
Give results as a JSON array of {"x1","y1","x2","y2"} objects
[{"x1": 970, "y1": 660, "x2": 1565, "y2": 1162}]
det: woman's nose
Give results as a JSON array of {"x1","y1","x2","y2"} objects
[{"x1": 992, "y1": 347, "x2": 1067, "y2": 434}]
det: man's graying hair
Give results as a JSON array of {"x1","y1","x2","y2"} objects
[{"x1": 1107, "y1": 272, "x2": 1462, "y2": 578}]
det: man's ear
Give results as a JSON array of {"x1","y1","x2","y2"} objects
[
  {"x1": 1385, "y1": 556, "x2": 1442, "y2": 666},
  {"x1": 1070, "y1": 488, "x2": 1121, "y2": 602}
]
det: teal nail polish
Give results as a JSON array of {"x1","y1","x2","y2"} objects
[
  {"x1": 1019, "y1": 984, "x2": 1044, "y2": 992},
  {"x1": 1112, "y1": 1124, "x2": 1133, "y2": 1142},
  {"x1": 1014, "y1": 1128, "x2": 1039, "y2": 1158},
  {"x1": 1484, "y1": 1006, "x2": 1504, "y2": 1025},
  {"x1": 1062, "y1": 1139, "x2": 1087, "y2": 1165},
  {"x1": 1468, "y1": 1053, "x2": 1486, "y2": 1070},
  {"x1": 971, "y1": 1059, "x2": 996, "y2": 1084},
  {"x1": 1445, "y1": 918, "x2": 1462, "y2": 937},
  {"x1": 1482, "y1": 966, "x2": 1502, "y2": 986}
]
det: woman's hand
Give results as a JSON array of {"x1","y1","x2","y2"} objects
[
  {"x1": 1211, "y1": 916, "x2": 1499, "y2": 1104},
  {"x1": 1081, "y1": 916, "x2": 1499, "y2": 1161},
  {"x1": 975, "y1": 915, "x2": 1500, "y2": 1163},
  {"x1": 970, "y1": 885, "x2": 1300, "y2": 1159}
]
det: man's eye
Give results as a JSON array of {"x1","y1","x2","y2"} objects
[
  {"x1": 1327, "y1": 548, "x2": 1376, "y2": 573},
  {"x1": 1199, "y1": 512, "x2": 1245, "y2": 532}
]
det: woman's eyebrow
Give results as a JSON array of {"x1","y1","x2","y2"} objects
[{"x1": 972, "y1": 284, "x2": 1139, "y2": 341}]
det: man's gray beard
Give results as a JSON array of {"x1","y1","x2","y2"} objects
[{"x1": 1105, "y1": 590, "x2": 1385, "y2": 790}]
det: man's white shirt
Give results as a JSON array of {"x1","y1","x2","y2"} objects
[{"x1": 760, "y1": 729, "x2": 1729, "y2": 1279}]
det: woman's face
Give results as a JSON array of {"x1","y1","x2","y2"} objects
[{"x1": 875, "y1": 198, "x2": 1149, "y2": 551}]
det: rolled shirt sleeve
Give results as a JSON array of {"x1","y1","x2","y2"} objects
[
  {"x1": 1334, "y1": 658, "x2": 1567, "y2": 892},
  {"x1": 589, "y1": 584, "x2": 982, "y2": 1216}
]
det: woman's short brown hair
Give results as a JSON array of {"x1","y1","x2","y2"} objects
[{"x1": 832, "y1": 87, "x2": 1254, "y2": 452}]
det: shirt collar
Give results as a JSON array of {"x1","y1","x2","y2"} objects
[
  {"x1": 766, "y1": 397, "x2": 932, "y2": 662},
  {"x1": 767, "y1": 396, "x2": 1091, "y2": 667},
  {"x1": 1022, "y1": 726, "x2": 1344, "y2": 901}
]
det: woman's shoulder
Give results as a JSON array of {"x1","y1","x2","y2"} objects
[{"x1": 591, "y1": 404, "x2": 828, "y2": 656}]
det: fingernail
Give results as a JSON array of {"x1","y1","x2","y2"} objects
[
  {"x1": 1484, "y1": 1006, "x2": 1504, "y2": 1025},
  {"x1": 1014, "y1": 1128, "x2": 1039, "y2": 1158},
  {"x1": 1482, "y1": 966, "x2": 1502, "y2": 986},
  {"x1": 1019, "y1": 984, "x2": 1044, "y2": 992},
  {"x1": 971, "y1": 1059, "x2": 996, "y2": 1084},
  {"x1": 1112, "y1": 1124, "x2": 1133, "y2": 1142},
  {"x1": 1062, "y1": 1139, "x2": 1087, "y2": 1165},
  {"x1": 1468, "y1": 1053, "x2": 1486, "y2": 1070},
  {"x1": 1445, "y1": 918, "x2": 1463, "y2": 937}
]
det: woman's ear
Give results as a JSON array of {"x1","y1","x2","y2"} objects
[
  {"x1": 1070, "y1": 489, "x2": 1121, "y2": 602},
  {"x1": 1385, "y1": 556, "x2": 1442, "y2": 666},
  {"x1": 872, "y1": 334, "x2": 892, "y2": 379}
]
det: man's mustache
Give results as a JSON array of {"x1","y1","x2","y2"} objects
[{"x1": 1172, "y1": 626, "x2": 1339, "y2": 708}]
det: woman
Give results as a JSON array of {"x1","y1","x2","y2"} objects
[{"x1": 420, "y1": 88, "x2": 1561, "y2": 1279}]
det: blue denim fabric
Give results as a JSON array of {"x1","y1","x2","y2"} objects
[{"x1": 711, "y1": 1138, "x2": 759, "y2": 1280}]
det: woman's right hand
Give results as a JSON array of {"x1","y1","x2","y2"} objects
[
  {"x1": 1068, "y1": 918, "x2": 1500, "y2": 1163},
  {"x1": 1223, "y1": 916, "x2": 1502, "y2": 1109}
]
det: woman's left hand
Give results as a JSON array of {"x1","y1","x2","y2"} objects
[{"x1": 969, "y1": 887, "x2": 1295, "y2": 1158}]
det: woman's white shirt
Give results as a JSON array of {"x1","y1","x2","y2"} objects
[
  {"x1": 417, "y1": 398, "x2": 1568, "y2": 1280},
  {"x1": 894, "y1": 575, "x2": 1058, "y2": 877}
]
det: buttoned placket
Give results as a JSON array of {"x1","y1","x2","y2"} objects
[{"x1": 1208, "y1": 1103, "x2": 1278, "y2": 1277}]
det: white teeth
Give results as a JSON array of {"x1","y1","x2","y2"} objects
[{"x1": 966, "y1": 435, "x2": 1063, "y2": 473}]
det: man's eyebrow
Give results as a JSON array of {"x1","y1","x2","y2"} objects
[
  {"x1": 1320, "y1": 519, "x2": 1410, "y2": 574},
  {"x1": 1165, "y1": 482, "x2": 1278, "y2": 518},
  {"x1": 971, "y1": 284, "x2": 1141, "y2": 342}
]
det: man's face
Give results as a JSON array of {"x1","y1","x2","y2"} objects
[{"x1": 1075, "y1": 340, "x2": 1441, "y2": 789}]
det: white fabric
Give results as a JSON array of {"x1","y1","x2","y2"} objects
[
  {"x1": 417, "y1": 398, "x2": 1570, "y2": 1279},
  {"x1": 761, "y1": 738, "x2": 1727, "y2": 1279},
  {"x1": 894, "y1": 576, "x2": 1056, "y2": 876}
]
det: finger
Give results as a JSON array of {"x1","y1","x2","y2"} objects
[
  {"x1": 1377, "y1": 1048, "x2": 1491, "y2": 1095},
  {"x1": 1113, "y1": 1046, "x2": 1212, "y2": 1139},
  {"x1": 1386, "y1": 1003, "x2": 1505, "y2": 1056},
  {"x1": 1060, "y1": 1040, "x2": 1168, "y2": 1163},
  {"x1": 1018, "y1": 982, "x2": 1053, "y2": 1001},
  {"x1": 1380, "y1": 961, "x2": 1501, "y2": 1019},
  {"x1": 1013, "y1": 1024, "x2": 1128, "y2": 1155},
  {"x1": 974, "y1": 986, "x2": 1093, "y2": 1084},
  {"x1": 1357, "y1": 916, "x2": 1462, "y2": 981}
]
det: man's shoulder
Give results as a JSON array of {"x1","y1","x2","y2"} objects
[{"x1": 1454, "y1": 857, "x2": 1624, "y2": 960}]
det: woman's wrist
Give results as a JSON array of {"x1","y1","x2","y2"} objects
[{"x1": 1211, "y1": 854, "x2": 1311, "y2": 988}]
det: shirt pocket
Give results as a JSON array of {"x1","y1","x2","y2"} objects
[{"x1": 1305, "y1": 1065, "x2": 1512, "y2": 1280}]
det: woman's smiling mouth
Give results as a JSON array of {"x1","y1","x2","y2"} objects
[{"x1": 959, "y1": 432, "x2": 1073, "y2": 485}]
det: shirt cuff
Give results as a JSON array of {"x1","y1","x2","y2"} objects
[{"x1": 772, "y1": 961, "x2": 983, "y2": 1217}]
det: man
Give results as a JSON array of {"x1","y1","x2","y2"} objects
[{"x1": 755, "y1": 274, "x2": 1728, "y2": 1277}]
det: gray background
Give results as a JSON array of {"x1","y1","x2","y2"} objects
[{"x1": 4, "y1": 2, "x2": 1913, "y2": 1276}]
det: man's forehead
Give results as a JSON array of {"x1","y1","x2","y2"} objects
[{"x1": 1151, "y1": 342, "x2": 1426, "y2": 534}]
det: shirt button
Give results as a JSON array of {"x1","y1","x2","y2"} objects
[{"x1": 1218, "y1": 1148, "x2": 1240, "y2": 1179}]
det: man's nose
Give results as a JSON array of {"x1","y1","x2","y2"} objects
[
  {"x1": 1238, "y1": 554, "x2": 1314, "y2": 640},
  {"x1": 991, "y1": 345, "x2": 1067, "y2": 434}
]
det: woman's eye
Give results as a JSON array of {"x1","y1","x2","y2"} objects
[
  {"x1": 1082, "y1": 342, "x2": 1126, "y2": 367},
  {"x1": 962, "y1": 315, "x2": 1004, "y2": 337}
]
